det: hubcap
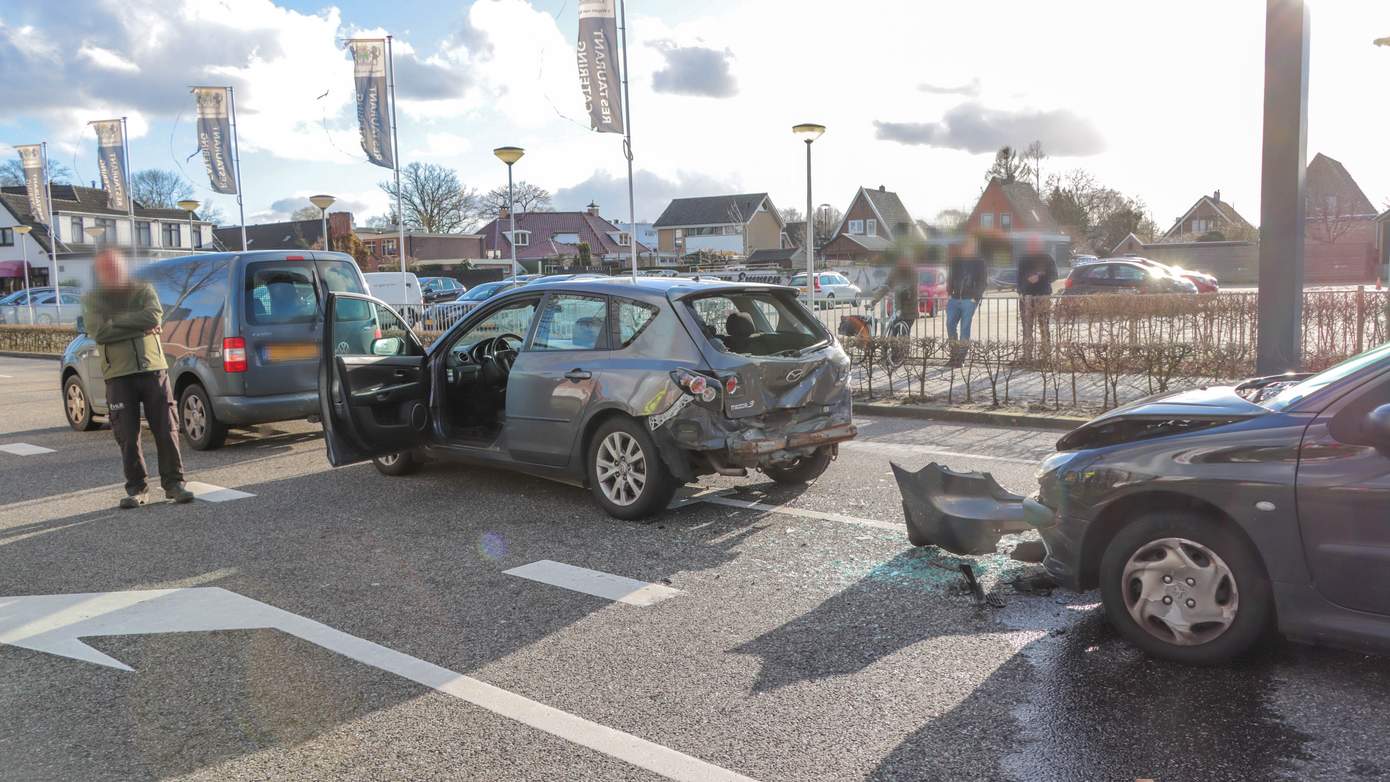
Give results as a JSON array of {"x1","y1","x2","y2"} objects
[
  {"x1": 183, "y1": 395, "x2": 206, "y2": 441},
  {"x1": 66, "y1": 382, "x2": 85, "y2": 423},
  {"x1": 595, "y1": 431, "x2": 647, "y2": 507},
  {"x1": 378, "y1": 453, "x2": 400, "y2": 466},
  {"x1": 1121, "y1": 537, "x2": 1239, "y2": 647}
]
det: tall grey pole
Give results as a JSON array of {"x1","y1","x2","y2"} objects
[
  {"x1": 121, "y1": 117, "x2": 136, "y2": 253},
  {"x1": 320, "y1": 208, "x2": 329, "y2": 253},
  {"x1": 805, "y1": 140, "x2": 814, "y2": 311},
  {"x1": 20, "y1": 233, "x2": 34, "y2": 325},
  {"x1": 188, "y1": 210, "x2": 197, "y2": 250},
  {"x1": 42, "y1": 142, "x2": 62, "y2": 322},
  {"x1": 228, "y1": 86, "x2": 248, "y2": 251},
  {"x1": 1256, "y1": 0, "x2": 1310, "y2": 373},
  {"x1": 618, "y1": 0, "x2": 637, "y2": 280},
  {"x1": 386, "y1": 36, "x2": 408, "y2": 302},
  {"x1": 507, "y1": 162, "x2": 518, "y2": 279}
]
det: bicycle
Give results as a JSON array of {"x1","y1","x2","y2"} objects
[{"x1": 837, "y1": 300, "x2": 913, "y2": 370}]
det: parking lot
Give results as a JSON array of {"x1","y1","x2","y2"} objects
[{"x1": 2, "y1": 353, "x2": 1388, "y2": 781}]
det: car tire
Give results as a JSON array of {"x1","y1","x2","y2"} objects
[
  {"x1": 763, "y1": 446, "x2": 834, "y2": 484},
  {"x1": 372, "y1": 450, "x2": 421, "y2": 476},
  {"x1": 1099, "y1": 511, "x2": 1272, "y2": 665},
  {"x1": 37, "y1": 313, "x2": 53, "y2": 325},
  {"x1": 179, "y1": 383, "x2": 228, "y2": 451},
  {"x1": 587, "y1": 416, "x2": 678, "y2": 520},
  {"x1": 63, "y1": 374, "x2": 100, "y2": 432}
]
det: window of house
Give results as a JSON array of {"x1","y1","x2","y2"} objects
[
  {"x1": 135, "y1": 221, "x2": 151, "y2": 247},
  {"x1": 71, "y1": 217, "x2": 84, "y2": 242},
  {"x1": 866, "y1": 219, "x2": 877, "y2": 237},
  {"x1": 848, "y1": 219, "x2": 864, "y2": 235},
  {"x1": 162, "y1": 222, "x2": 181, "y2": 247},
  {"x1": 553, "y1": 232, "x2": 580, "y2": 245},
  {"x1": 980, "y1": 213, "x2": 994, "y2": 229},
  {"x1": 617, "y1": 232, "x2": 631, "y2": 246},
  {"x1": 0, "y1": 228, "x2": 12, "y2": 247},
  {"x1": 511, "y1": 230, "x2": 530, "y2": 247},
  {"x1": 192, "y1": 226, "x2": 203, "y2": 249},
  {"x1": 384, "y1": 239, "x2": 397, "y2": 254},
  {"x1": 1325, "y1": 195, "x2": 1339, "y2": 213},
  {"x1": 1000, "y1": 213, "x2": 1012, "y2": 230},
  {"x1": 95, "y1": 218, "x2": 117, "y2": 244}
]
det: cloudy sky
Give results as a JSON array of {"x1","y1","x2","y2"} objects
[{"x1": 1, "y1": 0, "x2": 1387, "y2": 231}]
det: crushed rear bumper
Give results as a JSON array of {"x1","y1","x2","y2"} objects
[{"x1": 891, "y1": 462, "x2": 1055, "y2": 556}]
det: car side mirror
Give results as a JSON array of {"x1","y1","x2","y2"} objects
[
  {"x1": 1367, "y1": 404, "x2": 1390, "y2": 447},
  {"x1": 75, "y1": 315, "x2": 86, "y2": 334},
  {"x1": 372, "y1": 336, "x2": 405, "y2": 356}
]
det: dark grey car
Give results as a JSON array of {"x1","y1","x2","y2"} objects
[
  {"x1": 901, "y1": 342, "x2": 1390, "y2": 664},
  {"x1": 318, "y1": 277, "x2": 857, "y2": 519},
  {"x1": 61, "y1": 250, "x2": 368, "y2": 449}
]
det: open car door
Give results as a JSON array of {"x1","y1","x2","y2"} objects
[{"x1": 319, "y1": 292, "x2": 431, "y2": 466}]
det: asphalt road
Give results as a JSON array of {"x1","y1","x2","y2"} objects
[{"x1": 1, "y1": 355, "x2": 1387, "y2": 781}]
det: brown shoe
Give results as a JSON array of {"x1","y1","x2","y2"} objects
[
  {"x1": 119, "y1": 492, "x2": 149, "y2": 510},
  {"x1": 165, "y1": 485, "x2": 195, "y2": 504}
]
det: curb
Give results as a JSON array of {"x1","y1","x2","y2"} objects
[
  {"x1": 0, "y1": 351, "x2": 62, "y2": 361},
  {"x1": 855, "y1": 401, "x2": 1086, "y2": 432}
]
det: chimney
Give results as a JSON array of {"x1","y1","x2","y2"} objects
[
  {"x1": 498, "y1": 205, "x2": 510, "y2": 220},
  {"x1": 1213, "y1": 189, "x2": 1221, "y2": 202},
  {"x1": 879, "y1": 185, "x2": 886, "y2": 192},
  {"x1": 587, "y1": 201, "x2": 601, "y2": 216}
]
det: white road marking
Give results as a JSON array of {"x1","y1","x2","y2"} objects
[
  {"x1": 504, "y1": 560, "x2": 683, "y2": 606},
  {"x1": 0, "y1": 443, "x2": 55, "y2": 456},
  {"x1": 841, "y1": 440, "x2": 1041, "y2": 465},
  {"x1": 0, "y1": 588, "x2": 754, "y2": 782},
  {"x1": 183, "y1": 481, "x2": 256, "y2": 502},
  {"x1": 698, "y1": 495, "x2": 901, "y2": 532},
  {"x1": 0, "y1": 374, "x2": 13, "y2": 378}
]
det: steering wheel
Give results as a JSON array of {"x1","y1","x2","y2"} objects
[{"x1": 483, "y1": 333, "x2": 523, "y2": 384}]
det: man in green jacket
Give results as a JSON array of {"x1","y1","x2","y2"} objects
[{"x1": 83, "y1": 249, "x2": 194, "y2": 508}]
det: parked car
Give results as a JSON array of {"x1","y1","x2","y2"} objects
[
  {"x1": 1062, "y1": 259, "x2": 1198, "y2": 295},
  {"x1": 420, "y1": 279, "x2": 524, "y2": 331},
  {"x1": 1104, "y1": 256, "x2": 1220, "y2": 293},
  {"x1": 419, "y1": 276, "x2": 467, "y2": 304},
  {"x1": 989, "y1": 268, "x2": 1018, "y2": 292},
  {"x1": 1, "y1": 289, "x2": 81, "y2": 324},
  {"x1": 917, "y1": 267, "x2": 946, "y2": 317},
  {"x1": 789, "y1": 272, "x2": 861, "y2": 308},
  {"x1": 317, "y1": 277, "x2": 857, "y2": 519},
  {"x1": 60, "y1": 251, "x2": 369, "y2": 449},
  {"x1": 363, "y1": 272, "x2": 423, "y2": 311},
  {"x1": 901, "y1": 342, "x2": 1390, "y2": 664}
]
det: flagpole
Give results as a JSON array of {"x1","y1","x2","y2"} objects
[
  {"x1": 121, "y1": 116, "x2": 136, "y2": 253},
  {"x1": 618, "y1": 0, "x2": 637, "y2": 281},
  {"x1": 228, "y1": 86, "x2": 248, "y2": 251},
  {"x1": 42, "y1": 142, "x2": 61, "y2": 322},
  {"x1": 386, "y1": 36, "x2": 407, "y2": 297}
]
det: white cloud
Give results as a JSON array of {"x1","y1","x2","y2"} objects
[{"x1": 77, "y1": 44, "x2": 140, "y2": 73}]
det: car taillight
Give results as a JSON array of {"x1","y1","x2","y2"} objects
[
  {"x1": 723, "y1": 375, "x2": 740, "y2": 395},
  {"x1": 223, "y1": 337, "x2": 247, "y2": 373},
  {"x1": 671, "y1": 368, "x2": 718, "y2": 403},
  {"x1": 814, "y1": 277, "x2": 821, "y2": 291},
  {"x1": 1063, "y1": 277, "x2": 1074, "y2": 289}
]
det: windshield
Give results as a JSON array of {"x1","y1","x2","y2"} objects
[
  {"x1": 1260, "y1": 343, "x2": 1390, "y2": 411},
  {"x1": 462, "y1": 282, "x2": 507, "y2": 301}
]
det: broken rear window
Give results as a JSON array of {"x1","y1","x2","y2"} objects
[{"x1": 686, "y1": 289, "x2": 828, "y2": 357}]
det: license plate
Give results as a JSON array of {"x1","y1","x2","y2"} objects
[{"x1": 265, "y1": 342, "x2": 318, "y2": 362}]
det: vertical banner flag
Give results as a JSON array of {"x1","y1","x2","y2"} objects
[
  {"x1": 14, "y1": 145, "x2": 50, "y2": 224},
  {"x1": 576, "y1": 0, "x2": 624, "y2": 134},
  {"x1": 193, "y1": 88, "x2": 238, "y2": 194},
  {"x1": 91, "y1": 120, "x2": 130, "y2": 211},
  {"x1": 348, "y1": 40, "x2": 394, "y2": 169}
]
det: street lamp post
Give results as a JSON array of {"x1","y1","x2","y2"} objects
[
  {"x1": 493, "y1": 147, "x2": 525, "y2": 280},
  {"x1": 793, "y1": 123, "x2": 826, "y2": 310},
  {"x1": 13, "y1": 225, "x2": 35, "y2": 324},
  {"x1": 177, "y1": 199, "x2": 201, "y2": 251},
  {"x1": 309, "y1": 194, "x2": 336, "y2": 253}
]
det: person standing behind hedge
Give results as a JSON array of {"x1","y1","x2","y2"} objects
[{"x1": 946, "y1": 233, "x2": 988, "y2": 367}]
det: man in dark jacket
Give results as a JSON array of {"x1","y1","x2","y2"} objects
[
  {"x1": 82, "y1": 249, "x2": 194, "y2": 509},
  {"x1": 869, "y1": 255, "x2": 920, "y2": 333},
  {"x1": 1016, "y1": 236, "x2": 1058, "y2": 361},
  {"x1": 946, "y1": 234, "x2": 987, "y2": 366}
]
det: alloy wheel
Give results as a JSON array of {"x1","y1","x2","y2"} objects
[
  {"x1": 377, "y1": 453, "x2": 400, "y2": 466},
  {"x1": 595, "y1": 431, "x2": 647, "y2": 507},
  {"x1": 182, "y1": 394, "x2": 206, "y2": 442},
  {"x1": 1121, "y1": 536, "x2": 1239, "y2": 646},
  {"x1": 66, "y1": 381, "x2": 86, "y2": 424}
]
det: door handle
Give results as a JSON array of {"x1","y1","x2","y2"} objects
[
  {"x1": 564, "y1": 369, "x2": 592, "y2": 382},
  {"x1": 394, "y1": 369, "x2": 408, "y2": 377}
]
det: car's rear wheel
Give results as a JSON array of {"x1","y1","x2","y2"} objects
[
  {"x1": 763, "y1": 446, "x2": 834, "y2": 484},
  {"x1": 372, "y1": 450, "x2": 421, "y2": 476},
  {"x1": 63, "y1": 374, "x2": 100, "y2": 431},
  {"x1": 179, "y1": 383, "x2": 227, "y2": 450},
  {"x1": 588, "y1": 416, "x2": 678, "y2": 520},
  {"x1": 1099, "y1": 511, "x2": 1272, "y2": 665}
]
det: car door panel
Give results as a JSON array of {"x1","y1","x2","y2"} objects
[
  {"x1": 1296, "y1": 371, "x2": 1390, "y2": 615},
  {"x1": 319, "y1": 292, "x2": 430, "y2": 467}
]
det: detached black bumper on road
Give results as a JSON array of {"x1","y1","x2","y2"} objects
[{"x1": 892, "y1": 462, "x2": 1054, "y2": 556}]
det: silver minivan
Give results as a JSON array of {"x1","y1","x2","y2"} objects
[
  {"x1": 319, "y1": 276, "x2": 857, "y2": 518},
  {"x1": 61, "y1": 250, "x2": 368, "y2": 449}
]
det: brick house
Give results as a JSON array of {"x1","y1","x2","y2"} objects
[
  {"x1": 355, "y1": 226, "x2": 484, "y2": 274},
  {"x1": 1304, "y1": 153, "x2": 1380, "y2": 284},
  {"x1": 476, "y1": 203, "x2": 652, "y2": 272},
  {"x1": 820, "y1": 185, "x2": 923, "y2": 263},
  {"x1": 965, "y1": 177, "x2": 1061, "y2": 236},
  {"x1": 1160, "y1": 191, "x2": 1256, "y2": 242},
  {"x1": 652, "y1": 193, "x2": 784, "y2": 260}
]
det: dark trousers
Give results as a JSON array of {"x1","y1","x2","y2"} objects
[
  {"x1": 106, "y1": 370, "x2": 185, "y2": 495},
  {"x1": 1021, "y1": 295, "x2": 1053, "y2": 360}
]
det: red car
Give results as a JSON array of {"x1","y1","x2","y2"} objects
[{"x1": 917, "y1": 267, "x2": 946, "y2": 317}]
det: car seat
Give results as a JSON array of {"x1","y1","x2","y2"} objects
[{"x1": 724, "y1": 311, "x2": 756, "y2": 353}]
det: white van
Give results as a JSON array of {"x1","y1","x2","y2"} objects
[{"x1": 363, "y1": 272, "x2": 423, "y2": 311}]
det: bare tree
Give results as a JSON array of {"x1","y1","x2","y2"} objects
[
  {"x1": 932, "y1": 208, "x2": 971, "y2": 233},
  {"x1": 198, "y1": 199, "x2": 227, "y2": 226},
  {"x1": 130, "y1": 169, "x2": 193, "y2": 209},
  {"x1": 985, "y1": 145, "x2": 1030, "y2": 185},
  {"x1": 481, "y1": 181, "x2": 552, "y2": 216},
  {"x1": 1305, "y1": 183, "x2": 1363, "y2": 245},
  {"x1": 379, "y1": 162, "x2": 481, "y2": 234},
  {"x1": 0, "y1": 159, "x2": 73, "y2": 186},
  {"x1": 1022, "y1": 140, "x2": 1046, "y2": 192},
  {"x1": 780, "y1": 206, "x2": 804, "y2": 224},
  {"x1": 814, "y1": 204, "x2": 843, "y2": 244},
  {"x1": 291, "y1": 206, "x2": 321, "y2": 221}
]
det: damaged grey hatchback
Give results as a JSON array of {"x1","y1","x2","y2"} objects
[{"x1": 317, "y1": 277, "x2": 856, "y2": 519}]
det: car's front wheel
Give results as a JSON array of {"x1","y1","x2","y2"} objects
[
  {"x1": 763, "y1": 446, "x2": 833, "y2": 484},
  {"x1": 372, "y1": 450, "x2": 421, "y2": 476},
  {"x1": 63, "y1": 374, "x2": 100, "y2": 431},
  {"x1": 179, "y1": 383, "x2": 228, "y2": 450},
  {"x1": 587, "y1": 416, "x2": 678, "y2": 520},
  {"x1": 1099, "y1": 511, "x2": 1272, "y2": 665}
]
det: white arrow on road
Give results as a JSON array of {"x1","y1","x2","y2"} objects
[{"x1": 0, "y1": 588, "x2": 755, "y2": 782}]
